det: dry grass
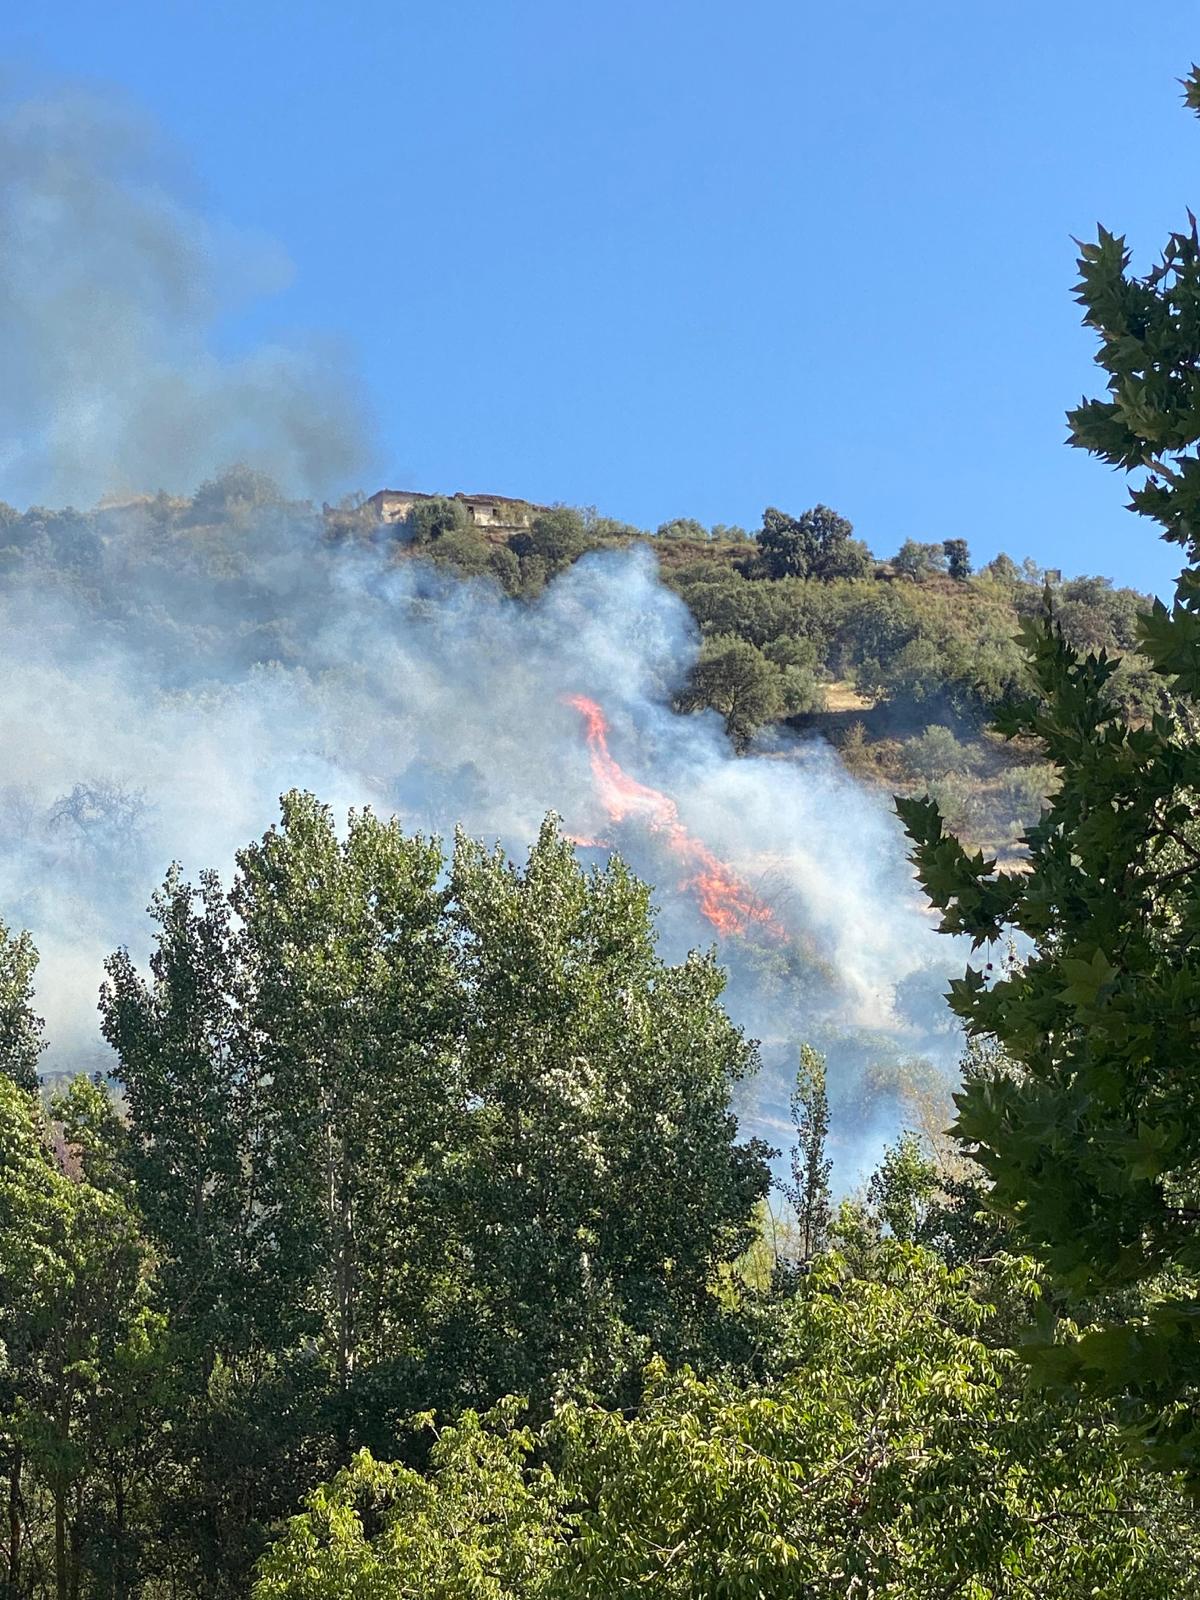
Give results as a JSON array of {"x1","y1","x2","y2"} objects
[{"x1": 822, "y1": 680, "x2": 871, "y2": 713}]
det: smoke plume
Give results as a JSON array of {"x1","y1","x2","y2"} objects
[{"x1": 0, "y1": 80, "x2": 369, "y2": 506}]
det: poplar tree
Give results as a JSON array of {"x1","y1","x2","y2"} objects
[
  {"x1": 100, "y1": 797, "x2": 770, "y2": 1585},
  {"x1": 0, "y1": 920, "x2": 43, "y2": 1093},
  {"x1": 781, "y1": 1045, "x2": 831, "y2": 1262}
]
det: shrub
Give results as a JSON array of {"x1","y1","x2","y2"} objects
[
  {"x1": 893, "y1": 539, "x2": 948, "y2": 580},
  {"x1": 903, "y1": 725, "x2": 975, "y2": 781},
  {"x1": 405, "y1": 495, "x2": 471, "y2": 544},
  {"x1": 656, "y1": 517, "x2": 707, "y2": 541}
]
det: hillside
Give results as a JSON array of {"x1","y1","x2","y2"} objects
[
  {"x1": 0, "y1": 475, "x2": 1159, "y2": 867},
  {"x1": 331, "y1": 489, "x2": 1158, "y2": 861}
]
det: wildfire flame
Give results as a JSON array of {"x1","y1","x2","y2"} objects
[{"x1": 564, "y1": 693, "x2": 786, "y2": 941}]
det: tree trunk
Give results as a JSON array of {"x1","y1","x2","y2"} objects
[
  {"x1": 6, "y1": 1447, "x2": 20, "y2": 1593},
  {"x1": 67, "y1": 1489, "x2": 81, "y2": 1600},
  {"x1": 325, "y1": 1121, "x2": 344, "y2": 1391},
  {"x1": 113, "y1": 1476, "x2": 126, "y2": 1600},
  {"x1": 338, "y1": 1149, "x2": 355, "y2": 1393},
  {"x1": 337, "y1": 1204, "x2": 352, "y2": 1390},
  {"x1": 54, "y1": 1485, "x2": 66, "y2": 1600},
  {"x1": 328, "y1": 1113, "x2": 356, "y2": 1401}
]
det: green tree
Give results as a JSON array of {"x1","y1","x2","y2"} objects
[
  {"x1": 252, "y1": 1249, "x2": 1194, "y2": 1599},
  {"x1": 252, "y1": 1401, "x2": 562, "y2": 1600},
  {"x1": 760, "y1": 635, "x2": 821, "y2": 717},
  {"x1": 897, "y1": 67, "x2": 1200, "y2": 1482},
  {"x1": 859, "y1": 635, "x2": 947, "y2": 704},
  {"x1": 102, "y1": 802, "x2": 458, "y2": 1588},
  {"x1": 100, "y1": 799, "x2": 769, "y2": 1586},
  {"x1": 677, "y1": 635, "x2": 784, "y2": 748},
  {"x1": 227, "y1": 796, "x2": 457, "y2": 1398},
  {"x1": 487, "y1": 542, "x2": 523, "y2": 595},
  {"x1": 435, "y1": 818, "x2": 770, "y2": 1408},
  {"x1": 903, "y1": 724, "x2": 974, "y2": 782},
  {"x1": 983, "y1": 551, "x2": 1021, "y2": 583},
  {"x1": 188, "y1": 466, "x2": 285, "y2": 525},
  {"x1": 405, "y1": 496, "x2": 471, "y2": 544},
  {"x1": 656, "y1": 517, "x2": 707, "y2": 541},
  {"x1": 892, "y1": 538, "x2": 947, "y2": 580},
  {"x1": 943, "y1": 537, "x2": 972, "y2": 579},
  {"x1": 780, "y1": 1045, "x2": 831, "y2": 1262},
  {"x1": 426, "y1": 524, "x2": 493, "y2": 577},
  {"x1": 0, "y1": 920, "x2": 43, "y2": 1093},
  {"x1": 519, "y1": 508, "x2": 588, "y2": 573},
  {"x1": 866, "y1": 1132, "x2": 939, "y2": 1244},
  {"x1": 756, "y1": 505, "x2": 872, "y2": 582},
  {"x1": 101, "y1": 865, "x2": 281, "y2": 1369},
  {"x1": 0, "y1": 1075, "x2": 167, "y2": 1600}
]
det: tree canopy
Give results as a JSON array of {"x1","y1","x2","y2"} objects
[
  {"x1": 755, "y1": 504, "x2": 874, "y2": 582},
  {"x1": 253, "y1": 1249, "x2": 1193, "y2": 1599},
  {"x1": 90, "y1": 795, "x2": 770, "y2": 1590},
  {"x1": 900, "y1": 65, "x2": 1200, "y2": 1482},
  {"x1": 0, "y1": 920, "x2": 43, "y2": 1093}
]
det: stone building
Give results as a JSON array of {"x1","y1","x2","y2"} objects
[{"x1": 366, "y1": 489, "x2": 548, "y2": 531}]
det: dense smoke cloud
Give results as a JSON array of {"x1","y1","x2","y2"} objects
[
  {"x1": 0, "y1": 496, "x2": 961, "y2": 1169},
  {"x1": 0, "y1": 81, "x2": 369, "y2": 505}
]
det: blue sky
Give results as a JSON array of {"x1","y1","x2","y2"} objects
[{"x1": 9, "y1": 1, "x2": 1200, "y2": 592}]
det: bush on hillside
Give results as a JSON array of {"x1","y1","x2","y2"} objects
[
  {"x1": 903, "y1": 725, "x2": 976, "y2": 782},
  {"x1": 893, "y1": 538, "x2": 948, "y2": 580},
  {"x1": 405, "y1": 495, "x2": 472, "y2": 543}
]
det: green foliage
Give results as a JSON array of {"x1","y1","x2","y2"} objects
[
  {"x1": 426, "y1": 523, "x2": 493, "y2": 576},
  {"x1": 252, "y1": 1249, "x2": 1192, "y2": 1599},
  {"x1": 996, "y1": 760, "x2": 1057, "y2": 834},
  {"x1": 98, "y1": 797, "x2": 769, "y2": 1586},
  {"x1": 656, "y1": 516, "x2": 707, "y2": 541},
  {"x1": 866, "y1": 1132, "x2": 939, "y2": 1244},
  {"x1": 0, "y1": 918, "x2": 43, "y2": 1093},
  {"x1": 944, "y1": 537, "x2": 972, "y2": 580},
  {"x1": 900, "y1": 596, "x2": 1200, "y2": 1479},
  {"x1": 893, "y1": 538, "x2": 948, "y2": 580},
  {"x1": 434, "y1": 817, "x2": 770, "y2": 1402},
  {"x1": 253, "y1": 1401, "x2": 562, "y2": 1599},
  {"x1": 984, "y1": 551, "x2": 1022, "y2": 584},
  {"x1": 899, "y1": 73, "x2": 1200, "y2": 1482},
  {"x1": 521, "y1": 507, "x2": 588, "y2": 571},
  {"x1": 582, "y1": 509, "x2": 645, "y2": 542},
  {"x1": 188, "y1": 465, "x2": 286, "y2": 524},
  {"x1": 0, "y1": 1074, "x2": 168, "y2": 1597},
  {"x1": 677, "y1": 634, "x2": 786, "y2": 748},
  {"x1": 658, "y1": 546, "x2": 1161, "y2": 850},
  {"x1": 780, "y1": 1045, "x2": 831, "y2": 1261},
  {"x1": 405, "y1": 496, "x2": 472, "y2": 544},
  {"x1": 486, "y1": 540, "x2": 523, "y2": 594},
  {"x1": 903, "y1": 723, "x2": 975, "y2": 782},
  {"x1": 755, "y1": 504, "x2": 874, "y2": 582}
]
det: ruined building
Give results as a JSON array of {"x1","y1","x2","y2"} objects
[{"x1": 366, "y1": 489, "x2": 549, "y2": 531}]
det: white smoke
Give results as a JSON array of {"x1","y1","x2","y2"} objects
[
  {"x1": 0, "y1": 512, "x2": 961, "y2": 1160},
  {"x1": 0, "y1": 74, "x2": 962, "y2": 1177},
  {"x1": 0, "y1": 80, "x2": 369, "y2": 505}
]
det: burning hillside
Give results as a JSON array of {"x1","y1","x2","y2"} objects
[{"x1": 565, "y1": 693, "x2": 787, "y2": 940}]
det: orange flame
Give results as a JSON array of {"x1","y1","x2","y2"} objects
[{"x1": 564, "y1": 693, "x2": 786, "y2": 940}]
